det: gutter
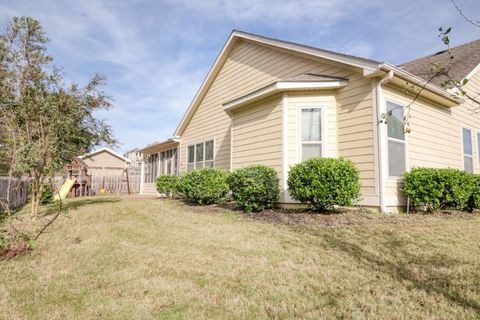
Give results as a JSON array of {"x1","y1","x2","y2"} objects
[
  {"x1": 375, "y1": 70, "x2": 393, "y2": 213},
  {"x1": 371, "y1": 63, "x2": 460, "y2": 105}
]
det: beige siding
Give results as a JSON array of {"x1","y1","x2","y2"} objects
[
  {"x1": 179, "y1": 40, "x2": 358, "y2": 173},
  {"x1": 285, "y1": 92, "x2": 338, "y2": 202},
  {"x1": 231, "y1": 95, "x2": 283, "y2": 177},
  {"x1": 178, "y1": 39, "x2": 377, "y2": 205},
  {"x1": 82, "y1": 151, "x2": 127, "y2": 177},
  {"x1": 337, "y1": 74, "x2": 376, "y2": 200},
  {"x1": 383, "y1": 69, "x2": 480, "y2": 206}
]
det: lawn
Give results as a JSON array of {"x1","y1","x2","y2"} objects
[{"x1": 1, "y1": 197, "x2": 480, "y2": 319}]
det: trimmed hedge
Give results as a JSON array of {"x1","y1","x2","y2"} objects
[
  {"x1": 287, "y1": 157, "x2": 360, "y2": 212},
  {"x1": 402, "y1": 167, "x2": 479, "y2": 212},
  {"x1": 177, "y1": 168, "x2": 229, "y2": 205},
  {"x1": 227, "y1": 165, "x2": 279, "y2": 212},
  {"x1": 156, "y1": 175, "x2": 179, "y2": 197}
]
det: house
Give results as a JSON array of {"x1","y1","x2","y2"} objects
[
  {"x1": 139, "y1": 30, "x2": 480, "y2": 212},
  {"x1": 79, "y1": 147, "x2": 131, "y2": 178},
  {"x1": 124, "y1": 148, "x2": 143, "y2": 168}
]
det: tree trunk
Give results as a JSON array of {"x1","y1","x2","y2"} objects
[{"x1": 30, "y1": 190, "x2": 37, "y2": 219}]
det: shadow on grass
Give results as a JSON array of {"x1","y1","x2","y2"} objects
[
  {"x1": 315, "y1": 229, "x2": 480, "y2": 315},
  {"x1": 42, "y1": 196, "x2": 122, "y2": 216}
]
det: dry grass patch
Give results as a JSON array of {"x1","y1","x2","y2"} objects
[{"x1": 1, "y1": 197, "x2": 479, "y2": 319}]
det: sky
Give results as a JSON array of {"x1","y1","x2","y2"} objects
[{"x1": 0, "y1": 0, "x2": 479, "y2": 154}]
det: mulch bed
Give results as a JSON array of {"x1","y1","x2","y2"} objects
[{"x1": 175, "y1": 199, "x2": 479, "y2": 227}]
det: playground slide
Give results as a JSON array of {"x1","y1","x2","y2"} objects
[{"x1": 54, "y1": 178, "x2": 76, "y2": 201}]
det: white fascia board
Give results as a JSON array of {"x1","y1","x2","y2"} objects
[
  {"x1": 235, "y1": 31, "x2": 380, "y2": 71},
  {"x1": 367, "y1": 63, "x2": 461, "y2": 106},
  {"x1": 448, "y1": 63, "x2": 480, "y2": 94},
  {"x1": 174, "y1": 32, "x2": 237, "y2": 136},
  {"x1": 464, "y1": 63, "x2": 480, "y2": 81},
  {"x1": 223, "y1": 80, "x2": 347, "y2": 112},
  {"x1": 138, "y1": 138, "x2": 181, "y2": 153}
]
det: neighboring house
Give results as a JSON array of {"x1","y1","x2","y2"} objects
[
  {"x1": 80, "y1": 147, "x2": 131, "y2": 178},
  {"x1": 124, "y1": 148, "x2": 143, "y2": 168},
  {"x1": 139, "y1": 30, "x2": 480, "y2": 212}
]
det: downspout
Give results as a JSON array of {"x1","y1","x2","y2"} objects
[{"x1": 376, "y1": 70, "x2": 393, "y2": 213}]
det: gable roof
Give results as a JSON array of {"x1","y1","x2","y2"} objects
[
  {"x1": 72, "y1": 157, "x2": 88, "y2": 167},
  {"x1": 399, "y1": 39, "x2": 480, "y2": 88},
  {"x1": 80, "y1": 147, "x2": 131, "y2": 163},
  {"x1": 174, "y1": 30, "x2": 383, "y2": 136},
  {"x1": 174, "y1": 30, "x2": 469, "y2": 137}
]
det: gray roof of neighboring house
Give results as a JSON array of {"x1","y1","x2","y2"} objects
[
  {"x1": 285, "y1": 73, "x2": 349, "y2": 82},
  {"x1": 399, "y1": 39, "x2": 480, "y2": 87}
]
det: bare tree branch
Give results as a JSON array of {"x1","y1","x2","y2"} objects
[{"x1": 450, "y1": 0, "x2": 480, "y2": 28}]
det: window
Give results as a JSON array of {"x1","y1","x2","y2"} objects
[
  {"x1": 300, "y1": 108, "x2": 322, "y2": 161},
  {"x1": 386, "y1": 101, "x2": 406, "y2": 177},
  {"x1": 187, "y1": 140, "x2": 214, "y2": 171},
  {"x1": 463, "y1": 128, "x2": 473, "y2": 173}
]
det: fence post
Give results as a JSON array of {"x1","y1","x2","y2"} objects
[{"x1": 139, "y1": 161, "x2": 145, "y2": 195}]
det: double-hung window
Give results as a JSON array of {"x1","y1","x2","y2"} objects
[
  {"x1": 463, "y1": 128, "x2": 473, "y2": 173},
  {"x1": 386, "y1": 101, "x2": 406, "y2": 177},
  {"x1": 187, "y1": 140, "x2": 214, "y2": 171},
  {"x1": 300, "y1": 107, "x2": 322, "y2": 161}
]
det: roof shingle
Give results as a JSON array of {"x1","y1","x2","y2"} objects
[{"x1": 399, "y1": 39, "x2": 480, "y2": 87}]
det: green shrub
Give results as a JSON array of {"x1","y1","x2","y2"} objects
[
  {"x1": 469, "y1": 174, "x2": 480, "y2": 211},
  {"x1": 402, "y1": 167, "x2": 476, "y2": 212},
  {"x1": 40, "y1": 183, "x2": 54, "y2": 205},
  {"x1": 287, "y1": 157, "x2": 360, "y2": 212},
  {"x1": 227, "y1": 165, "x2": 279, "y2": 212},
  {"x1": 156, "y1": 175, "x2": 179, "y2": 197},
  {"x1": 177, "y1": 168, "x2": 229, "y2": 205}
]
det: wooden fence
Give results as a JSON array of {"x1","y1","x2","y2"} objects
[
  {"x1": 0, "y1": 177, "x2": 29, "y2": 210},
  {"x1": 90, "y1": 169, "x2": 141, "y2": 195}
]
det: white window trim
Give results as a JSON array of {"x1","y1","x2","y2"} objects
[
  {"x1": 186, "y1": 138, "x2": 215, "y2": 170},
  {"x1": 462, "y1": 127, "x2": 473, "y2": 173},
  {"x1": 477, "y1": 130, "x2": 480, "y2": 165},
  {"x1": 297, "y1": 106, "x2": 327, "y2": 161},
  {"x1": 385, "y1": 99, "x2": 407, "y2": 180}
]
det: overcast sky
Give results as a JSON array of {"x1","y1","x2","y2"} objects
[{"x1": 0, "y1": 0, "x2": 478, "y2": 153}]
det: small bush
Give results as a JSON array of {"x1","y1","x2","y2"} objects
[
  {"x1": 156, "y1": 175, "x2": 179, "y2": 197},
  {"x1": 402, "y1": 168, "x2": 476, "y2": 212},
  {"x1": 40, "y1": 183, "x2": 54, "y2": 205},
  {"x1": 177, "y1": 168, "x2": 229, "y2": 205},
  {"x1": 470, "y1": 174, "x2": 480, "y2": 210},
  {"x1": 287, "y1": 157, "x2": 360, "y2": 212},
  {"x1": 227, "y1": 165, "x2": 279, "y2": 212}
]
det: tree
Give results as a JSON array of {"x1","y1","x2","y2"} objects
[
  {"x1": 397, "y1": 2, "x2": 479, "y2": 133},
  {"x1": 0, "y1": 16, "x2": 116, "y2": 218},
  {"x1": 0, "y1": 124, "x2": 9, "y2": 175}
]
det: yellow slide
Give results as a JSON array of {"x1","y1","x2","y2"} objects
[{"x1": 54, "y1": 178, "x2": 76, "y2": 201}]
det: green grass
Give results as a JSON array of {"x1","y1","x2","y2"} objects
[{"x1": 1, "y1": 197, "x2": 480, "y2": 319}]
